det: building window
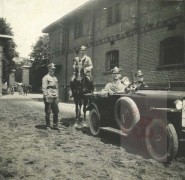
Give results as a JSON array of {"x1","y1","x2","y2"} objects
[
  {"x1": 107, "y1": 7, "x2": 113, "y2": 25},
  {"x1": 114, "y1": 3, "x2": 121, "y2": 22},
  {"x1": 161, "y1": 1, "x2": 178, "y2": 7},
  {"x1": 74, "y1": 21, "x2": 83, "y2": 39},
  {"x1": 106, "y1": 50, "x2": 119, "y2": 71},
  {"x1": 160, "y1": 36, "x2": 184, "y2": 66},
  {"x1": 107, "y1": 3, "x2": 121, "y2": 26},
  {"x1": 61, "y1": 29, "x2": 68, "y2": 52}
]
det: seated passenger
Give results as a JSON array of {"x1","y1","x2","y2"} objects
[
  {"x1": 134, "y1": 70, "x2": 148, "y2": 88},
  {"x1": 126, "y1": 70, "x2": 148, "y2": 93},
  {"x1": 103, "y1": 67, "x2": 127, "y2": 94}
]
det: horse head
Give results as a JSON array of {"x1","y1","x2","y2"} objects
[{"x1": 75, "y1": 62, "x2": 84, "y2": 81}]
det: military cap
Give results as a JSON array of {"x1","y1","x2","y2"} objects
[
  {"x1": 135, "y1": 70, "x2": 143, "y2": 77},
  {"x1": 80, "y1": 45, "x2": 87, "y2": 51},
  {"x1": 47, "y1": 63, "x2": 56, "y2": 69},
  {"x1": 111, "y1": 66, "x2": 122, "y2": 74}
]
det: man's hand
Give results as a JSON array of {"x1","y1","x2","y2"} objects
[
  {"x1": 56, "y1": 98, "x2": 60, "y2": 103},
  {"x1": 110, "y1": 86, "x2": 118, "y2": 93},
  {"x1": 44, "y1": 96, "x2": 49, "y2": 102}
]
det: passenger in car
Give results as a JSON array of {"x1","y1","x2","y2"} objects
[
  {"x1": 134, "y1": 70, "x2": 148, "y2": 88},
  {"x1": 103, "y1": 66, "x2": 127, "y2": 94},
  {"x1": 125, "y1": 70, "x2": 148, "y2": 93}
]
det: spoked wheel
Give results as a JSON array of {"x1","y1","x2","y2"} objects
[
  {"x1": 145, "y1": 119, "x2": 178, "y2": 163},
  {"x1": 115, "y1": 97, "x2": 140, "y2": 135},
  {"x1": 89, "y1": 108, "x2": 101, "y2": 136}
]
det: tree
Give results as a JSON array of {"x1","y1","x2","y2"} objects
[
  {"x1": 0, "y1": 18, "x2": 19, "y2": 83},
  {"x1": 29, "y1": 35, "x2": 50, "y2": 91},
  {"x1": 30, "y1": 35, "x2": 50, "y2": 67}
]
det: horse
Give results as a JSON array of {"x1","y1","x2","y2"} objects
[{"x1": 70, "y1": 63, "x2": 94, "y2": 124}]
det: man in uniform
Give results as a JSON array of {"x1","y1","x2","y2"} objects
[
  {"x1": 103, "y1": 66, "x2": 127, "y2": 94},
  {"x1": 70, "y1": 45, "x2": 93, "y2": 97},
  {"x1": 42, "y1": 63, "x2": 60, "y2": 131},
  {"x1": 134, "y1": 70, "x2": 148, "y2": 88},
  {"x1": 126, "y1": 70, "x2": 148, "y2": 93}
]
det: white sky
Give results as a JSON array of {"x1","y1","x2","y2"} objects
[{"x1": 0, "y1": 0, "x2": 89, "y2": 58}]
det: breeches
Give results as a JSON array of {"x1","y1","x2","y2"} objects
[{"x1": 43, "y1": 98, "x2": 59, "y2": 115}]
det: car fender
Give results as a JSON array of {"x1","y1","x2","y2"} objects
[{"x1": 86, "y1": 102, "x2": 99, "y2": 113}]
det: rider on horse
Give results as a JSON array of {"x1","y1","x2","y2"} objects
[{"x1": 70, "y1": 45, "x2": 93, "y2": 97}]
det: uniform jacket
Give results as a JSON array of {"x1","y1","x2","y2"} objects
[
  {"x1": 104, "y1": 80, "x2": 127, "y2": 94},
  {"x1": 73, "y1": 55, "x2": 93, "y2": 75},
  {"x1": 42, "y1": 74, "x2": 59, "y2": 98}
]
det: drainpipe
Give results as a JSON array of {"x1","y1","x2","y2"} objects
[
  {"x1": 92, "y1": 5, "x2": 95, "y2": 65},
  {"x1": 136, "y1": 0, "x2": 140, "y2": 69},
  {"x1": 65, "y1": 27, "x2": 69, "y2": 102},
  {"x1": 91, "y1": 3, "x2": 95, "y2": 89}
]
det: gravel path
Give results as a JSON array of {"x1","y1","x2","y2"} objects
[{"x1": 0, "y1": 94, "x2": 185, "y2": 180}]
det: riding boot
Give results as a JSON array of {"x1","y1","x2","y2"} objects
[
  {"x1": 53, "y1": 114, "x2": 59, "y2": 129},
  {"x1": 45, "y1": 113, "x2": 50, "y2": 128},
  {"x1": 70, "y1": 81, "x2": 75, "y2": 97}
]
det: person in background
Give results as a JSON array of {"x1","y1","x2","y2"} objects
[
  {"x1": 103, "y1": 66, "x2": 127, "y2": 94},
  {"x1": 42, "y1": 63, "x2": 60, "y2": 131},
  {"x1": 23, "y1": 84, "x2": 28, "y2": 96}
]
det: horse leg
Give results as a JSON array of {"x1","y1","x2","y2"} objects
[
  {"x1": 83, "y1": 98, "x2": 88, "y2": 120},
  {"x1": 74, "y1": 97, "x2": 79, "y2": 120},
  {"x1": 79, "y1": 99, "x2": 82, "y2": 119}
]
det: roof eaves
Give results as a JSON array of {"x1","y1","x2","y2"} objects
[
  {"x1": 0, "y1": 34, "x2": 13, "y2": 39},
  {"x1": 42, "y1": 0, "x2": 94, "y2": 33}
]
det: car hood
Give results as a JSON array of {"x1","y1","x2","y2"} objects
[{"x1": 135, "y1": 90, "x2": 185, "y2": 100}]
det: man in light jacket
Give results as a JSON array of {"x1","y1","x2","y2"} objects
[{"x1": 42, "y1": 63, "x2": 60, "y2": 131}]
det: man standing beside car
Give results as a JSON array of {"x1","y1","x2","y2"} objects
[{"x1": 42, "y1": 63, "x2": 60, "y2": 131}]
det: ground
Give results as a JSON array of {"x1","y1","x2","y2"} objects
[{"x1": 0, "y1": 93, "x2": 185, "y2": 180}]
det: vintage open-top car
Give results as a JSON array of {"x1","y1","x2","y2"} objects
[{"x1": 85, "y1": 78, "x2": 185, "y2": 163}]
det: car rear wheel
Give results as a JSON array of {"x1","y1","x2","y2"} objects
[
  {"x1": 145, "y1": 119, "x2": 178, "y2": 163},
  {"x1": 114, "y1": 97, "x2": 140, "y2": 135},
  {"x1": 89, "y1": 108, "x2": 101, "y2": 136}
]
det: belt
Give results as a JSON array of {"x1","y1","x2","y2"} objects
[{"x1": 47, "y1": 86, "x2": 56, "y2": 89}]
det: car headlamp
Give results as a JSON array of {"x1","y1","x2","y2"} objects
[{"x1": 174, "y1": 100, "x2": 182, "y2": 110}]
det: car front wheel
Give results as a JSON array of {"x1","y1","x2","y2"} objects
[
  {"x1": 114, "y1": 97, "x2": 140, "y2": 135},
  {"x1": 89, "y1": 108, "x2": 101, "y2": 136},
  {"x1": 145, "y1": 119, "x2": 178, "y2": 163}
]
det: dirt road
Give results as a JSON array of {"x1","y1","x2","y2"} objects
[{"x1": 0, "y1": 93, "x2": 185, "y2": 180}]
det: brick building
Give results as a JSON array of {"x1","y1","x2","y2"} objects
[{"x1": 43, "y1": 0, "x2": 185, "y2": 101}]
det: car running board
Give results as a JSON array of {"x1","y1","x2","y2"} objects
[{"x1": 100, "y1": 127, "x2": 128, "y2": 137}]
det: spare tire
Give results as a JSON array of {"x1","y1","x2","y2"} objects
[{"x1": 114, "y1": 97, "x2": 140, "y2": 135}]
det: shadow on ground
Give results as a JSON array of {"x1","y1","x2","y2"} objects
[
  {"x1": 60, "y1": 118, "x2": 76, "y2": 127},
  {"x1": 35, "y1": 124, "x2": 47, "y2": 130},
  {"x1": 99, "y1": 131, "x2": 151, "y2": 160},
  {"x1": 59, "y1": 117, "x2": 185, "y2": 163}
]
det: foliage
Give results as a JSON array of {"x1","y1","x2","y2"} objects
[
  {"x1": 0, "y1": 18, "x2": 19, "y2": 82},
  {"x1": 30, "y1": 35, "x2": 50, "y2": 68},
  {"x1": 29, "y1": 35, "x2": 50, "y2": 91}
]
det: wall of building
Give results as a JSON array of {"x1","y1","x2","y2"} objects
[
  {"x1": 22, "y1": 68, "x2": 29, "y2": 85},
  {"x1": 47, "y1": 0, "x2": 185, "y2": 100},
  {"x1": 9, "y1": 72, "x2": 15, "y2": 86}
]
